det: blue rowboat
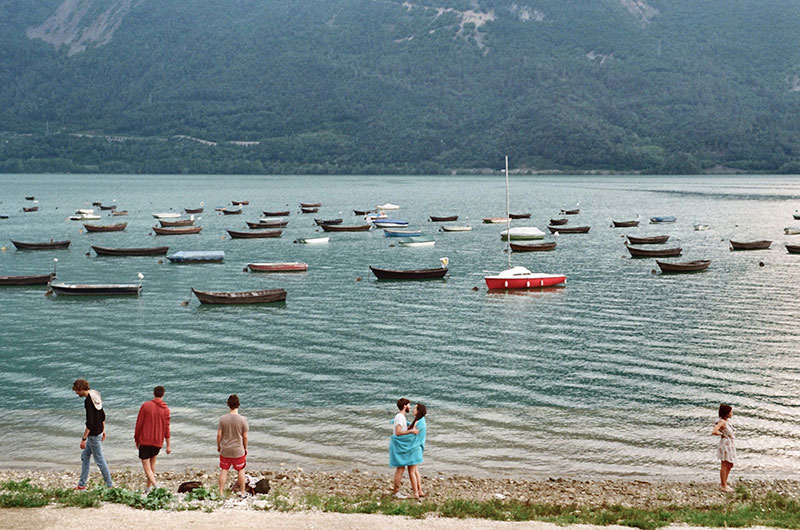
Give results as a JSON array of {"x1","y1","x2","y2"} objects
[
  {"x1": 167, "y1": 250, "x2": 225, "y2": 263},
  {"x1": 372, "y1": 219, "x2": 409, "y2": 228},
  {"x1": 384, "y1": 229, "x2": 421, "y2": 237},
  {"x1": 650, "y1": 216, "x2": 676, "y2": 224}
]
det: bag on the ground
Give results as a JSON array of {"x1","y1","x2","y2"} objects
[
  {"x1": 178, "y1": 481, "x2": 203, "y2": 493},
  {"x1": 244, "y1": 475, "x2": 270, "y2": 494}
]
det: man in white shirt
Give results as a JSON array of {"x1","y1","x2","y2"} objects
[{"x1": 391, "y1": 397, "x2": 418, "y2": 498}]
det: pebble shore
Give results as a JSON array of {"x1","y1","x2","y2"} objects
[{"x1": 3, "y1": 468, "x2": 800, "y2": 509}]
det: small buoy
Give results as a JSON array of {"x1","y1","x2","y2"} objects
[
  {"x1": 1, "y1": 247, "x2": 6, "y2": 252},
  {"x1": 157, "y1": 259, "x2": 163, "y2": 264},
  {"x1": 85, "y1": 252, "x2": 90, "y2": 257},
  {"x1": 759, "y1": 261, "x2": 765, "y2": 267},
  {"x1": 221, "y1": 236, "x2": 225, "y2": 240},
  {"x1": 293, "y1": 239, "x2": 298, "y2": 243},
  {"x1": 45, "y1": 289, "x2": 53, "y2": 296},
  {"x1": 180, "y1": 300, "x2": 189, "y2": 306},
  {"x1": 242, "y1": 267, "x2": 248, "y2": 272},
  {"x1": 651, "y1": 269, "x2": 657, "y2": 274},
  {"x1": 355, "y1": 277, "x2": 362, "y2": 281},
  {"x1": 471, "y1": 286, "x2": 479, "y2": 291}
]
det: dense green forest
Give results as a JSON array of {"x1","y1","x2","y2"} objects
[{"x1": 1, "y1": 0, "x2": 800, "y2": 174}]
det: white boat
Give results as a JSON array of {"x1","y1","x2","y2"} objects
[
  {"x1": 365, "y1": 212, "x2": 388, "y2": 221},
  {"x1": 69, "y1": 213, "x2": 101, "y2": 221},
  {"x1": 784, "y1": 226, "x2": 800, "y2": 235},
  {"x1": 376, "y1": 203, "x2": 399, "y2": 210},
  {"x1": 794, "y1": 210, "x2": 800, "y2": 220},
  {"x1": 294, "y1": 236, "x2": 329, "y2": 244},
  {"x1": 76, "y1": 208, "x2": 95, "y2": 215},
  {"x1": 397, "y1": 236, "x2": 435, "y2": 247},
  {"x1": 152, "y1": 212, "x2": 181, "y2": 219},
  {"x1": 440, "y1": 225, "x2": 472, "y2": 232},
  {"x1": 694, "y1": 224, "x2": 710, "y2": 231},
  {"x1": 500, "y1": 227, "x2": 545, "y2": 241}
]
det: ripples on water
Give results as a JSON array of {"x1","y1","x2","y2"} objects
[{"x1": 1, "y1": 174, "x2": 799, "y2": 478}]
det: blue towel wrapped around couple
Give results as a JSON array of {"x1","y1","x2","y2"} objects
[{"x1": 389, "y1": 417, "x2": 426, "y2": 467}]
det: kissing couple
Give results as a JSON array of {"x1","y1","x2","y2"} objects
[{"x1": 389, "y1": 398, "x2": 427, "y2": 500}]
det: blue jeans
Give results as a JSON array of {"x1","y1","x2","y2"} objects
[{"x1": 79, "y1": 435, "x2": 113, "y2": 487}]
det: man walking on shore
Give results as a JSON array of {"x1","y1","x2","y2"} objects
[
  {"x1": 72, "y1": 379, "x2": 113, "y2": 489},
  {"x1": 134, "y1": 385, "x2": 171, "y2": 493}
]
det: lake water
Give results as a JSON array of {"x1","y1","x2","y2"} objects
[{"x1": 1, "y1": 173, "x2": 799, "y2": 480}]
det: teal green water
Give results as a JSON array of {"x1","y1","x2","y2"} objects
[{"x1": 1, "y1": 174, "x2": 799, "y2": 479}]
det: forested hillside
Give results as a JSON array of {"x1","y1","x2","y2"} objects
[{"x1": 1, "y1": 0, "x2": 800, "y2": 174}]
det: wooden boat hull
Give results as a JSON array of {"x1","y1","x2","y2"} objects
[
  {"x1": 656, "y1": 260, "x2": 711, "y2": 273},
  {"x1": 440, "y1": 226, "x2": 472, "y2": 232},
  {"x1": 227, "y1": 229, "x2": 282, "y2": 239},
  {"x1": 485, "y1": 274, "x2": 566, "y2": 290},
  {"x1": 160, "y1": 218, "x2": 195, "y2": 227},
  {"x1": 560, "y1": 209, "x2": 579, "y2": 215},
  {"x1": 50, "y1": 283, "x2": 141, "y2": 296},
  {"x1": 83, "y1": 223, "x2": 127, "y2": 232},
  {"x1": 184, "y1": 207, "x2": 204, "y2": 214},
  {"x1": 730, "y1": 240, "x2": 771, "y2": 250},
  {"x1": 22, "y1": 207, "x2": 39, "y2": 212},
  {"x1": 627, "y1": 246, "x2": 682, "y2": 258},
  {"x1": 263, "y1": 211, "x2": 290, "y2": 217},
  {"x1": 548, "y1": 226, "x2": 590, "y2": 234},
  {"x1": 248, "y1": 262, "x2": 308, "y2": 273},
  {"x1": 315, "y1": 218, "x2": 343, "y2": 226},
  {"x1": 152, "y1": 226, "x2": 202, "y2": 235},
  {"x1": 354, "y1": 209, "x2": 374, "y2": 216},
  {"x1": 787, "y1": 244, "x2": 800, "y2": 254},
  {"x1": 221, "y1": 209, "x2": 242, "y2": 215},
  {"x1": 98, "y1": 205, "x2": 116, "y2": 211},
  {"x1": 0, "y1": 273, "x2": 55, "y2": 286},
  {"x1": 300, "y1": 202, "x2": 322, "y2": 208},
  {"x1": 613, "y1": 220, "x2": 640, "y2": 228},
  {"x1": 510, "y1": 242, "x2": 557, "y2": 252},
  {"x1": 12, "y1": 240, "x2": 70, "y2": 250},
  {"x1": 192, "y1": 287, "x2": 286, "y2": 304},
  {"x1": 370, "y1": 266, "x2": 448, "y2": 280},
  {"x1": 246, "y1": 220, "x2": 289, "y2": 229},
  {"x1": 300, "y1": 207, "x2": 319, "y2": 213},
  {"x1": 231, "y1": 200, "x2": 249, "y2": 205},
  {"x1": 92, "y1": 245, "x2": 169, "y2": 256},
  {"x1": 429, "y1": 215, "x2": 458, "y2": 222},
  {"x1": 627, "y1": 235, "x2": 669, "y2": 245},
  {"x1": 509, "y1": 213, "x2": 531, "y2": 219},
  {"x1": 111, "y1": 211, "x2": 129, "y2": 216},
  {"x1": 549, "y1": 219, "x2": 568, "y2": 225},
  {"x1": 320, "y1": 224, "x2": 371, "y2": 232}
]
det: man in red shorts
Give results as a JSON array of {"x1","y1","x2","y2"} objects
[
  {"x1": 217, "y1": 394, "x2": 249, "y2": 496},
  {"x1": 134, "y1": 385, "x2": 171, "y2": 493}
]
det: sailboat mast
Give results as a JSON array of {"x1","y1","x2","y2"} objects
[{"x1": 505, "y1": 155, "x2": 511, "y2": 268}]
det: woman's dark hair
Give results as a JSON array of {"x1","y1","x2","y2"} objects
[
  {"x1": 718, "y1": 403, "x2": 732, "y2": 418},
  {"x1": 409, "y1": 403, "x2": 427, "y2": 430},
  {"x1": 227, "y1": 394, "x2": 240, "y2": 409}
]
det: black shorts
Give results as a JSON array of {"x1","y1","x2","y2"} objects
[{"x1": 138, "y1": 445, "x2": 161, "y2": 460}]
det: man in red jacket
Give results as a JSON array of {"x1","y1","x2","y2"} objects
[{"x1": 134, "y1": 385, "x2": 171, "y2": 492}]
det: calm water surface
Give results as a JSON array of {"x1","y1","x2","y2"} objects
[{"x1": 1, "y1": 173, "x2": 799, "y2": 479}]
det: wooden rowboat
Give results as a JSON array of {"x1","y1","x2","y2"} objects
[
  {"x1": 548, "y1": 225, "x2": 590, "y2": 234},
  {"x1": 429, "y1": 215, "x2": 458, "y2": 222},
  {"x1": 221, "y1": 208, "x2": 242, "y2": 215},
  {"x1": 12, "y1": 239, "x2": 70, "y2": 250},
  {"x1": 656, "y1": 260, "x2": 711, "y2": 273},
  {"x1": 627, "y1": 245, "x2": 682, "y2": 258},
  {"x1": 320, "y1": 224, "x2": 371, "y2": 232},
  {"x1": 315, "y1": 218, "x2": 343, "y2": 226},
  {"x1": 152, "y1": 226, "x2": 202, "y2": 235},
  {"x1": 25, "y1": 196, "x2": 35, "y2": 200},
  {"x1": 192, "y1": 287, "x2": 286, "y2": 304},
  {"x1": 300, "y1": 202, "x2": 322, "y2": 208},
  {"x1": 92, "y1": 245, "x2": 169, "y2": 256},
  {"x1": 509, "y1": 213, "x2": 531, "y2": 219},
  {"x1": 50, "y1": 282, "x2": 142, "y2": 296},
  {"x1": 185, "y1": 207, "x2": 204, "y2": 214},
  {"x1": 510, "y1": 242, "x2": 557, "y2": 252},
  {"x1": 231, "y1": 200, "x2": 249, "y2": 205},
  {"x1": 263, "y1": 210, "x2": 290, "y2": 217},
  {"x1": 627, "y1": 235, "x2": 669, "y2": 245},
  {"x1": 786, "y1": 244, "x2": 800, "y2": 254},
  {"x1": 549, "y1": 218, "x2": 568, "y2": 226},
  {"x1": 160, "y1": 218, "x2": 194, "y2": 227},
  {"x1": 353, "y1": 209, "x2": 374, "y2": 216},
  {"x1": 227, "y1": 229, "x2": 282, "y2": 239},
  {"x1": 300, "y1": 207, "x2": 319, "y2": 213},
  {"x1": 612, "y1": 220, "x2": 640, "y2": 228},
  {"x1": 0, "y1": 273, "x2": 55, "y2": 286},
  {"x1": 560, "y1": 208, "x2": 580, "y2": 215},
  {"x1": 83, "y1": 222, "x2": 127, "y2": 232},
  {"x1": 370, "y1": 266, "x2": 448, "y2": 280},
  {"x1": 23, "y1": 206, "x2": 39, "y2": 212},
  {"x1": 247, "y1": 220, "x2": 289, "y2": 229},
  {"x1": 730, "y1": 240, "x2": 771, "y2": 251},
  {"x1": 248, "y1": 262, "x2": 308, "y2": 273},
  {"x1": 98, "y1": 204, "x2": 117, "y2": 211},
  {"x1": 111, "y1": 210, "x2": 129, "y2": 216}
]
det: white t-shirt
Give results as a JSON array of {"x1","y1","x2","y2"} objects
[{"x1": 393, "y1": 412, "x2": 407, "y2": 435}]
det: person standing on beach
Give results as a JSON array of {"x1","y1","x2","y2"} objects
[
  {"x1": 134, "y1": 385, "x2": 171, "y2": 493},
  {"x1": 406, "y1": 403, "x2": 427, "y2": 499},
  {"x1": 712, "y1": 403, "x2": 736, "y2": 492},
  {"x1": 217, "y1": 394, "x2": 248, "y2": 497},
  {"x1": 389, "y1": 398, "x2": 418, "y2": 499},
  {"x1": 72, "y1": 379, "x2": 113, "y2": 489}
]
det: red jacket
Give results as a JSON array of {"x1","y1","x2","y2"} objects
[{"x1": 134, "y1": 398, "x2": 170, "y2": 447}]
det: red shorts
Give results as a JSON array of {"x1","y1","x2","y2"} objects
[{"x1": 219, "y1": 454, "x2": 247, "y2": 471}]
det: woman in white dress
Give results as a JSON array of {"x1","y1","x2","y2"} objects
[{"x1": 711, "y1": 403, "x2": 736, "y2": 492}]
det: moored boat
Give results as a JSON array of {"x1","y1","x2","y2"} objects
[
  {"x1": 227, "y1": 229, "x2": 282, "y2": 239},
  {"x1": 786, "y1": 244, "x2": 800, "y2": 254},
  {"x1": 485, "y1": 266, "x2": 566, "y2": 290},
  {"x1": 167, "y1": 250, "x2": 224, "y2": 263},
  {"x1": 354, "y1": 209, "x2": 374, "y2": 216},
  {"x1": 294, "y1": 236, "x2": 329, "y2": 244},
  {"x1": 152, "y1": 212, "x2": 181, "y2": 219},
  {"x1": 25, "y1": 196, "x2": 35, "y2": 200},
  {"x1": 92, "y1": 245, "x2": 169, "y2": 256},
  {"x1": 320, "y1": 223, "x2": 371, "y2": 232},
  {"x1": 98, "y1": 204, "x2": 116, "y2": 211},
  {"x1": 627, "y1": 235, "x2": 669, "y2": 245},
  {"x1": 784, "y1": 227, "x2": 800, "y2": 235},
  {"x1": 627, "y1": 245, "x2": 682, "y2": 258},
  {"x1": 396, "y1": 236, "x2": 435, "y2": 247},
  {"x1": 612, "y1": 220, "x2": 640, "y2": 228},
  {"x1": 650, "y1": 216, "x2": 676, "y2": 224},
  {"x1": 231, "y1": 200, "x2": 249, "y2": 205},
  {"x1": 221, "y1": 208, "x2": 242, "y2": 215},
  {"x1": 83, "y1": 222, "x2": 127, "y2": 232},
  {"x1": 440, "y1": 225, "x2": 472, "y2": 232},
  {"x1": 192, "y1": 287, "x2": 286, "y2": 304},
  {"x1": 263, "y1": 210, "x2": 290, "y2": 217},
  {"x1": 372, "y1": 219, "x2": 409, "y2": 228},
  {"x1": 549, "y1": 218, "x2": 568, "y2": 226},
  {"x1": 159, "y1": 217, "x2": 195, "y2": 227},
  {"x1": 510, "y1": 242, "x2": 557, "y2": 252},
  {"x1": 152, "y1": 226, "x2": 202, "y2": 235},
  {"x1": 656, "y1": 260, "x2": 711, "y2": 273},
  {"x1": 69, "y1": 213, "x2": 100, "y2": 221},
  {"x1": 483, "y1": 217, "x2": 511, "y2": 224},
  {"x1": 730, "y1": 240, "x2": 771, "y2": 251},
  {"x1": 50, "y1": 282, "x2": 141, "y2": 296},
  {"x1": 0, "y1": 272, "x2": 55, "y2": 286},
  {"x1": 500, "y1": 227, "x2": 545, "y2": 240},
  {"x1": 248, "y1": 262, "x2": 308, "y2": 273},
  {"x1": 429, "y1": 215, "x2": 458, "y2": 222},
  {"x1": 370, "y1": 258, "x2": 449, "y2": 280},
  {"x1": 300, "y1": 202, "x2": 322, "y2": 208},
  {"x1": 376, "y1": 203, "x2": 399, "y2": 210},
  {"x1": 560, "y1": 208, "x2": 580, "y2": 215},
  {"x1": 694, "y1": 224, "x2": 710, "y2": 231},
  {"x1": 12, "y1": 239, "x2": 70, "y2": 250},
  {"x1": 111, "y1": 210, "x2": 129, "y2": 216},
  {"x1": 314, "y1": 218, "x2": 343, "y2": 226},
  {"x1": 23, "y1": 206, "x2": 39, "y2": 212},
  {"x1": 247, "y1": 219, "x2": 289, "y2": 229},
  {"x1": 384, "y1": 229, "x2": 422, "y2": 237},
  {"x1": 185, "y1": 207, "x2": 204, "y2": 214},
  {"x1": 548, "y1": 225, "x2": 590, "y2": 234},
  {"x1": 509, "y1": 213, "x2": 531, "y2": 219},
  {"x1": 300, "y1": 206, "x2": 319, "y2": 213},
  {"x1": 794, "y1": 210, "x2": 800, "y2": 220}
]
